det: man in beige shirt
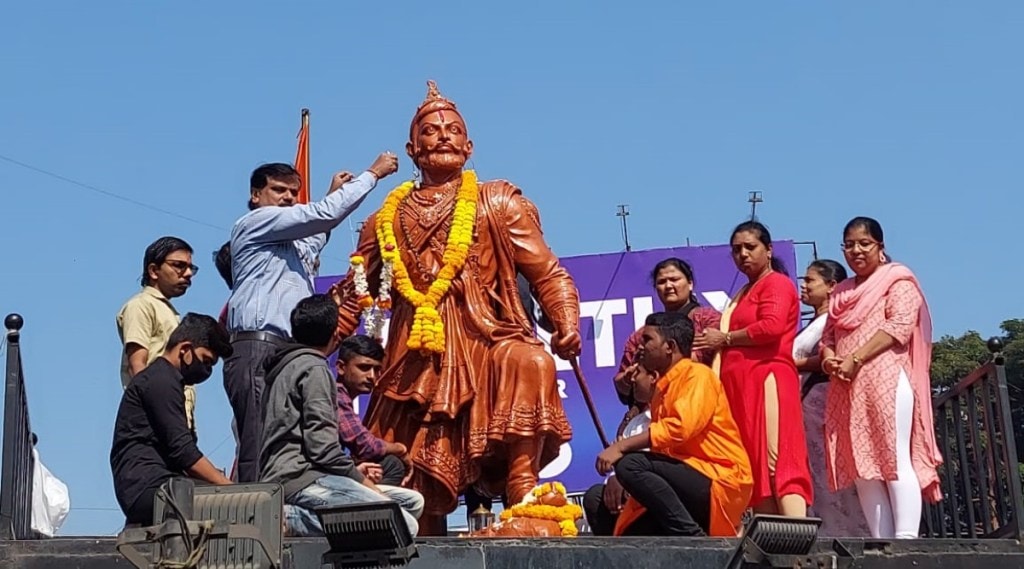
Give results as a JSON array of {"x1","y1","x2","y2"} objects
[{"x1": 117, "y1": 237, "x2": 198, "y2": 429}]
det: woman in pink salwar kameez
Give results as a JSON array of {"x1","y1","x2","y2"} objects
[{"x1": 821, "y1": 217, "x2": 943, "y2": 539}]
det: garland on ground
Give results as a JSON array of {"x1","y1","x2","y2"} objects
[{"x1": 498, "y1": 482, "x2": 583, "y2": 537}]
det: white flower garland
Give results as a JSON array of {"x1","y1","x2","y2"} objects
[{"x1": 349, "y1": 254, "x2": 394, "y2": 340}]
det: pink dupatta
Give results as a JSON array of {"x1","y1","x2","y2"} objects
[{"x1": 829, "y1": 262, "x2": 944, "y2": 503}]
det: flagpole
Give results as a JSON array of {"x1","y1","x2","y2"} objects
[{"x1": 301, "y1": 108, "x2": 310, "y2": 192}]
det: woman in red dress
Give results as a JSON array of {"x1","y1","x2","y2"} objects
[{"x1": 693, "y1": 221, "x2": 812, "y2": 517}]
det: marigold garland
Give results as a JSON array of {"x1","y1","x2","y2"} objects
[
  {"x1": 532, "y1": 482, "x2": 567, "y2": 498},
  {"x1": 496, "y1": 481, "x2": 582, "y2": 537},
  {"x1": 374, "y1": 170, "x2": 479, "y2": 353},
  {"x1": 559, "y1": 519, "x2": 579, "y2": 537}
]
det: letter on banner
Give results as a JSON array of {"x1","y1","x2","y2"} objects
[{"x1": 632, "y1": 296, "x2": 654, "y2": 332}]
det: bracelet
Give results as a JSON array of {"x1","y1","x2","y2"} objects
[
  {"x1": 725, "y1": 332, "x2": 733, "y2": 346},
  {"x1": 852, "y1": 355, "x2": 863, "y2": 367}
]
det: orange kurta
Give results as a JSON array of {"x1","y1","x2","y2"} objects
[{"x1": 614, "y1": 359, "x2": 753, "y2": 537}]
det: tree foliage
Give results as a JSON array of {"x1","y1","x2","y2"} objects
[
  {"x1": 930, "y1": 330, "x2": 989, "y2": 390},
  {"x1": 925, "y1": 319, "x2": 1024, "y2": 538},
  {"x1": 930, "y1": 319, "x2": 1024, "y2": 465}
]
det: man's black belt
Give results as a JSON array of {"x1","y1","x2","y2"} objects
[{"x1": 230, "y1": 331, "x2": 289, "y2": 346}]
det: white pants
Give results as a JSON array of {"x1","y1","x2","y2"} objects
[{"x1": 854, "y1": 369, "x2": 921, "y2": 539}]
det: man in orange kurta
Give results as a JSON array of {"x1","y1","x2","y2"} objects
[{"x1": 596, "y1": 311, "x2": 752, "y2": 536}]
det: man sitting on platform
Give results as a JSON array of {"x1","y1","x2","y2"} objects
[
  {"x1": 259, "y1": 295, "x2": 423, "y2": 536},
  {"x1": 596, "y1": 312, "x2": 752, "y2": 536},
  {"x1": 336, "y1": 335, "x2": 411, "y2": 486},
  {"x1": 110, "y1": 314, "x2": 234, "y2": 526},
  {"x1": 583, "y1": 364, "x2": 653, "y2": 535}
]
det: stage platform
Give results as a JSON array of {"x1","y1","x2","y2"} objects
[{"x1": 2, "y1": 536, "x2": 1023, "y2": 568}]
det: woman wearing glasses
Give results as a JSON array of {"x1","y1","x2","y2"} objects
[{"x1": 821, "y1": 216, "x2": 942, "y2": 539}]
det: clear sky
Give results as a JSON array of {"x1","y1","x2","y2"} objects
[{"x1": 1, "y1": 2, "x2": 1021, "y2": 535}]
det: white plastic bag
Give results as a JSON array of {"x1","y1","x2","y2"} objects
[{"x1": 30, "y1": 448, "x2": 70, "y2": 537}]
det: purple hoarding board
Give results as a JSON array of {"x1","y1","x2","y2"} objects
[{"x1": 315, "y1": 241, "x2": 797, "y2": 494}]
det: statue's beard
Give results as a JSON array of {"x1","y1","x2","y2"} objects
[{"x1": 415, "y1": 150, "x2": 467, "y2": 173}]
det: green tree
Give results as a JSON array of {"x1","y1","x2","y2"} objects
[
  {"x1": 928, "y1": 320, "x2": 1024, "y2": 536},
  {"x1": 998, "y1": 319, "x2": 1024, "y2": 463},
  {"x1": 930, "y1": 319, "x2": 1024, "y2": 467},
  {"x1": 930, "y1": 330, "x2": 990, "y2": 391},
  {"x1": 930, "y1": 320, "x2": 1024, "y2": 394}
]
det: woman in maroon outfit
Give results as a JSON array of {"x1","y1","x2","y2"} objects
[
  {"x1": 614, "y1": 258, "x2": 721, "y2": 409},
  {"x1": 693, "y1": 221, "x2": 812, "y2": 517},
  {"x1": 602, "y1": 258, "x2": 722, "y2": 518}
]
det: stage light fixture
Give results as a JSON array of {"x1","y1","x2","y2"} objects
[
  {"x1": 116, "y1": 480, "x2": 284, "y2": 569},
  {"x1": 726, "y1": 514, "x2": 822, "y2": 568},
  {"x1": 315, "y1": 501, "x2": 418, "y2": 569}
]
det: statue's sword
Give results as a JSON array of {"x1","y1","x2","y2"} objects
[{"x1": 569, "y1": 357, "x2": 611, "y2": 449}]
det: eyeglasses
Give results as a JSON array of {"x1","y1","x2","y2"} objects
[
  {"x1": 840, "y1": 240, "x2": 879, "y2": 252},
  {"x1": 164, "y1": 260, "x2": 199, "y2": 275}
]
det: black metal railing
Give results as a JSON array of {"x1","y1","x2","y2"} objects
[
  {"x1": 923, "y1": 338, "x2": 1024, "y2": 540},
  {"x1": 0, "y1": 314, "x2": 35, "y2": 540}
]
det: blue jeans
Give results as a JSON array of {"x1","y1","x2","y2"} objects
[{"x1": 285, "y1": 475, "x2": 424, "y2": 537}]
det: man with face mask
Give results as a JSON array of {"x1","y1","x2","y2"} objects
[{"x1": 110, "y1": 313, "x2": 234, "y2": 527}]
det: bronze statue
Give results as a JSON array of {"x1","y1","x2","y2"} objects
[{"x1": 330, "y1": 81, "x2": 580, "y2": 533}]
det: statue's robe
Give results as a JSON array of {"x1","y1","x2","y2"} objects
[{"x1": 332, "y1": 180, "x2": 579, "y2": 515}]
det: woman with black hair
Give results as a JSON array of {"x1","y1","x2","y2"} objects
[
  {"x1": 605, "y1": 258, "x2": 721, "y2": 520},
  {"x1": 796, "y1": 259, "x2": 870, "y2": 536},
  {"x1": 821, "y1": 216, "x2": 941, "y2": 539},
  {"x1": 694, "y1": 220, "x2": 812, "y2": 518}
]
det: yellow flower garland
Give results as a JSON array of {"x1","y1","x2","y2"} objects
[
  {"x1": 532, "y1": 482, "x2": 567, "y2": 498},
  {"x1": 375, "y1": 170, "x2": 479, "y2": 353},
  {"x1": 496, "y1": 481, "x2": 582, "y2": 537},
  {"x1": 499, "y1": 503, "x2": 583, "y2": 537}
]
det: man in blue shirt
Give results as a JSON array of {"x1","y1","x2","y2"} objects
[{"x1": 225, "y1": 152, "x2": 398, "y2": 483}]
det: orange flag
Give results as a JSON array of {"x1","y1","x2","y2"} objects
[{"x1": 294, "y1": 108, "x2": 311, "y2": 204}]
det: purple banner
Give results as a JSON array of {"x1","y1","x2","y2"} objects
[{"x1": 315, "y1": 241, "x2": 797, "y2": 494}]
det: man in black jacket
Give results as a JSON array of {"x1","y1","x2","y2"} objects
[
  {"x1": 110, "y1": 313, "x2": 233, "y2": 526},
  {"x1": 259, "y1": 294, "x2": 423, "y2": 537}
]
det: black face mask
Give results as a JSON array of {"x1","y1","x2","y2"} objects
[{"x1": 180, "y1": 347, "x2": 213, "y2": 386}]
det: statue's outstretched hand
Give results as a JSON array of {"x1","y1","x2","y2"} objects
[{"x1": 550, "y1": 326, "x2": 582, "y2": 361}]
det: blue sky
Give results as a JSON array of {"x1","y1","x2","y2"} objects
[{"x1": 1, "y1": 2, "x2": 1021, "y2": 535}]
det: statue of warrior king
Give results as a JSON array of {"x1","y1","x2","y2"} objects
[{"x1": 330, "y1": 81, "x2": 581, "y2": 533}]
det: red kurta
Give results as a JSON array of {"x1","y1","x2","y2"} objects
[{"x1": 718, "y1": 272, "x2": 812, "y2": 507}]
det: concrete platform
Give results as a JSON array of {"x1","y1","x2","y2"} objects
[{"x1": 2, "y1": 536, "x2": 1023, "y2": 568}]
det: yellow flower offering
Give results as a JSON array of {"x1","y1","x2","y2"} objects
[
  {"x1": 498, "y1": 480, "x2": 582, "y2": 537},
  {"x1": 375, "y1": 170, "x2": 479, "y2": 353}
]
